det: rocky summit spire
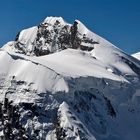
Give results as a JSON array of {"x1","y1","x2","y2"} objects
[{"x1": 3, "y1": 17, "x2": 103, "y2": 56}]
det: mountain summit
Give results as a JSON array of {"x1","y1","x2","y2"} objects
[
  {"x1": 3, "y1": 16, "x2": 102, "y2": 56},
  {"x1": 0, "y1": 17, "x2": 140, "y2": 140}
]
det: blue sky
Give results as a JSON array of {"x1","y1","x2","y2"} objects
[{"x1": 0, "y1": 0, "x2": 140, "y2": 54}]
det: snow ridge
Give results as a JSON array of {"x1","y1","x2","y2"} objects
[{"x1": 132, "y1": 52, "x2": 140, "y2": 60}]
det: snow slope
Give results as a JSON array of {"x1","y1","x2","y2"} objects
[
  {"x1": 132, "y1": 52, "x2": 140, "y2": 60},
  {"x1": 0, "y1": 17, "x2": 140, "y2": 140}
]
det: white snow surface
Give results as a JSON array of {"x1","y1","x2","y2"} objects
[
  {"x1": 132, "y1": 52, "x2": 140, "y2": 60},
  {"x1": 0, "y1": 16, "x2": 140, "y2": 140},
  {"x1": 44, "y1": 16, "x2": 70, "y2": 26}
]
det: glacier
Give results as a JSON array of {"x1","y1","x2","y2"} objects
[{"x1": 0, "y1": 16, "x2": 140, "y2": 140}]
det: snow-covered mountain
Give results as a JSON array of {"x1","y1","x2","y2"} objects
[
  {"x1": 132, "y1": 52, "x2": 140, "y2": 60},
  {"x1": 0, "y1": 16, "x2": 140, "y2": 140}
]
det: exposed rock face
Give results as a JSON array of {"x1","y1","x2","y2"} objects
[
  {"x1": 13, "y1": 18, "x2": 98, "y2": 56},
  {"x1": 0, "y1": 78, "x2": 118, "y2": 140},
  {"x1": 0, "y1": 98, "x2": 28, "y2": 140}
]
